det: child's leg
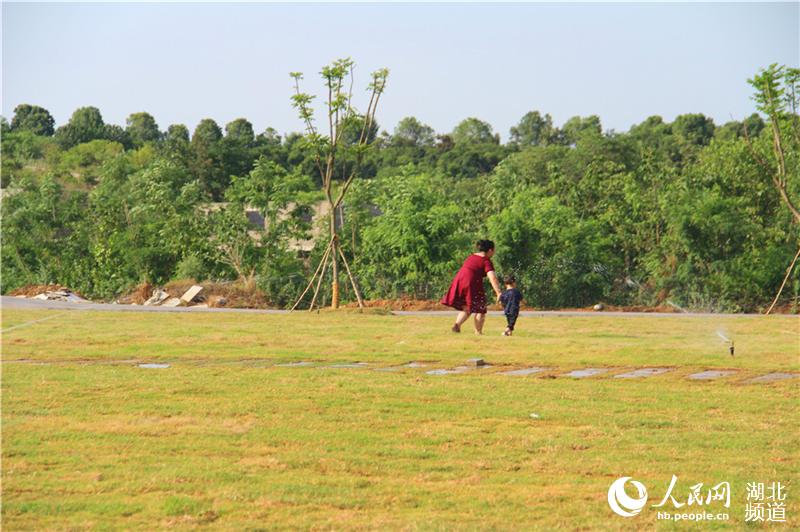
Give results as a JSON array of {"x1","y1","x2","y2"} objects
[
  {"x1": 507, "y1": 312, "x2": 518, "y2": 331},
  {"x1": 502, "y1": 313, "x2": 512, "y2": 336}
]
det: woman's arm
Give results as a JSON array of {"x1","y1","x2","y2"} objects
[{"x1": 487, "y1": 271, "x2": 502, "y2": 301}]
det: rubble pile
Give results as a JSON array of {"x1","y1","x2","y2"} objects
[
  {"x1": 8, "y1": 283, "x2": 219, "y2": 309},
  {"x1": 10, "y1": 285, "x2": 90, "y2": 303},
  {"x1": 138, "y1": 285, "x2": 218, "y2": 308}
]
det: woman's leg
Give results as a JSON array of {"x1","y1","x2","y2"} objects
[
  {"x1": 453, "y1": 310, "x2": 470, "y2": 332},
  {"x1": 474, "y1": 312, "x2": 486, "y2": 334}
]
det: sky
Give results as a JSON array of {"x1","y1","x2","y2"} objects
[{"x1": 2, "y1": 2, "x2": 799, "y2": 140}]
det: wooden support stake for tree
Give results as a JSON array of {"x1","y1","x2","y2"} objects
[
  {"x1": 290, "y1": 238, "x2": 333, "y2": 311},
  {"x1": 765, "y1": 244, "x2": 800, "y2": 315},
  {"x1": 338, "y1": 245, "x2": 364, "y2": 309},
  {"x1": 309, "y1": 244, "x2": 333, "y2": 312}
]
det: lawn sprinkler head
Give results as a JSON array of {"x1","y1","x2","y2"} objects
[{"x1": 717, "y1": 331, "x2": 734, "y2": 356}]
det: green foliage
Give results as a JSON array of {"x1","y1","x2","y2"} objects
[
  {"x1": 125, "y1": 112, "x2": 160, "y2": 147},
  {"x1": 11, "y1": 104, "x2": 55, "y2": 136},
  {"x1": 354, "y1": 169, "x2": 470, "y2": 299},
  {"x1": 437, "y1": 142, "x2": 507, "y2": 179},
  {"x1": 509, "y1": 111, "x2": 558, "y2": 147},
  {"x1": 165, "y1": 124, "x2": 190, "y2": 144},
  {"x1": 54, "y1": 106, "x2": 107, "y2": 149},
  {"x1": 1, "y1": 176, "x2": 88, "y2": 291},
  {"x1": 451, "y1": 117, "x2": 498, "y2": 145},
  {"x1": 488, "y1": 191, "x2": 617, "y2": 308},
  {"x1": 392, "y1": 117, "x2": 435, "y2": 148},
  {"x1": 225, "y1": 118, "x2": 255, "y2": 144},
  {"x1": 58, "y1": 140, "x2": 125, "y2": 185},
  {"x1": 560, "y1": 115, "x2": 602, "y2": 146},
  {"x1": 173, "y1": 254, "x2": 207, "y2": 281},
  {"x1": 2, "y1": 64, "x2": 797, "y2": 311}
]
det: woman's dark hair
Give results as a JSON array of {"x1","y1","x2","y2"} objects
[
  {"x1": 504, "y1": 275, "x2": 516, "y2": 284},
  {"x1": 476, "y1": 239, "x2": 495, "y2": 252}
]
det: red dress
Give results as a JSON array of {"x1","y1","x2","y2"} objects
[{"x1": 441, "y1": 254, "x2": 495, "y2": 314}]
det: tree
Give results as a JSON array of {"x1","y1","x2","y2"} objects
[
  {"x1": 451, "y1": 117, "x2": 498, "y2": 145},
  {"x1": 165, "y1": 124, "x2": 190, "y2": 144},
  {"x1": 126, "y1": 112, "x2": 161, "y2": 147},
  {"x1": 289, "y1": 57, "x2": 388, "y2": 309},
  {"x1": 190, "y1": 118, "x2": 225, "y2": 199},
  {"x1": 746, "y1": 64, "x2": 800, "y2": 312},
  {"x1": 102, "y1": 124, "x2": 132, "y2": 149},
  {"x1": 355, "y1": 170, "x2": 470, "y2": 299},
  {"x1": 560, "y1": 115, "x2": 602, "y2": 146},
  {"x1": 392, "y1": 116, "x2": 435, "y2": 147},
  {"x1": 11, "y1": 104, "x2": 55, "y2": 136},
  {"x1": 715, "y1": 114, "x2": 765, "y2": 141},
  {"x1": 54, "y1": 106, "x2": 106, "y2": 149},
  {"x1": 191, "y1": 118, "x2": 223, "y2": 145},
  {"x1": 487, "y1": 191, "x2": 617, "y2": 308},
  {"x1": 225, "y1": 118, "x2": 255, "y2": 144},
  {"x1": 59, "y1": 139, "x2": 125, "y2": 185},
  {"x1": 509, "y1": 110, "x2": 557, "y2": 147},
  {"x1": 672, "y1": 113, "x2": 715, "y2": 147}
]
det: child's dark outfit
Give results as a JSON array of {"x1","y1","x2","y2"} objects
[{"x1": 499, "y1": 287, "x2": 523, "y2": 332}]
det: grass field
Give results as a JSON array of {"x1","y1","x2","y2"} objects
[{"x1": 2, "y1": 308, "x2": 798, "y2": 530}]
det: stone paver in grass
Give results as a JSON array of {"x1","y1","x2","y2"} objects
[
  {"x1": 744, "y1": 372, "x2": 800, "y2": 384},
  {"x1": 426, "y1": 367, "x2": 468, "y2": 375},
  {"x1": 138, "y1": 363, "x2": 170, "y2": 369},
  {"x1": 562, "y1": 368, "x2": 611, "y2": 378},
  {"x1": 276, "y1": 361, "x2": 315, "y2": 367},
  {"x1": 499, "y1": 367, "x2": 551, "y2": 376},
  {"x1": 426, "y1": 366, "x2": 483, "y2": 375},
  {"x1": 324, "y1": 362, "x2": 369, "y2": 369},
  {"x1": 614, "y1": 367, "x2": 672, "y2": 379},
  {"x1": 687, "y1": 370, "x2": 738, "y2": 380},
  {"x1": 374, "y1": 362, "x2": 428, "y2": 372}
]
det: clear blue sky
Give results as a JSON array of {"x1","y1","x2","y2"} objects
[{"x1": 3, "y1": 2, "x2": 798, "y2": 140}]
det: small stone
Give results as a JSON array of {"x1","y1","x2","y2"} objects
[
  {"x1": 466, "y1": 358, "x2": 486, "y2": 367},
  {"x1": 529, "y1": 413, "x2": 541, "y2": 419},
  {"x1": 138, "y1": 363, "x2": 170, "y2": 369},
  {"x1": 593, "y1": 303, "x2": 605, "y2": 311}
]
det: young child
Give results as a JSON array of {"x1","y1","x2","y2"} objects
[{"x1": 499, "y1": 275, "x2": 523, "y2": 336}]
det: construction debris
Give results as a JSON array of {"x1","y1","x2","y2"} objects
[
  {"x1": 180, "y1": 285, "x2": 204, "y2": 303},
  {"x1": 28, "y1": 288, "x2": 89, "y2": 303},
  {"x1": 161, "y1": 298, "x2": 183, "y2": 307},
  {"x1": 143, "y1": 289, "x2": 170, "y2": 306}
]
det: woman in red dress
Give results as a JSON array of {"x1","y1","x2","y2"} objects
[{"x1": 441, "y1": 239, "x2": 503, "y2": 334}]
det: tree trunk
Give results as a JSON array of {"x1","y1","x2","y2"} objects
[{"x1": 330, "y1": 201, "x2": 339, "y2": 309}]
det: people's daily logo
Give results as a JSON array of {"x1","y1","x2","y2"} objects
[
  {"x1": 606, "y1": 476, "x2": 787, "y2": 522},
  {"x1": 607, "y1": 477, "x2": 648, "y2": 517}
]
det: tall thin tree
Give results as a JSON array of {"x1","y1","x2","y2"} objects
[
  {"x1": 745, "y1": 64, "x2": 800, "y2": 313},
  {"x1": 289, "y1": 58, "x2": 388, "y2": 310}
]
